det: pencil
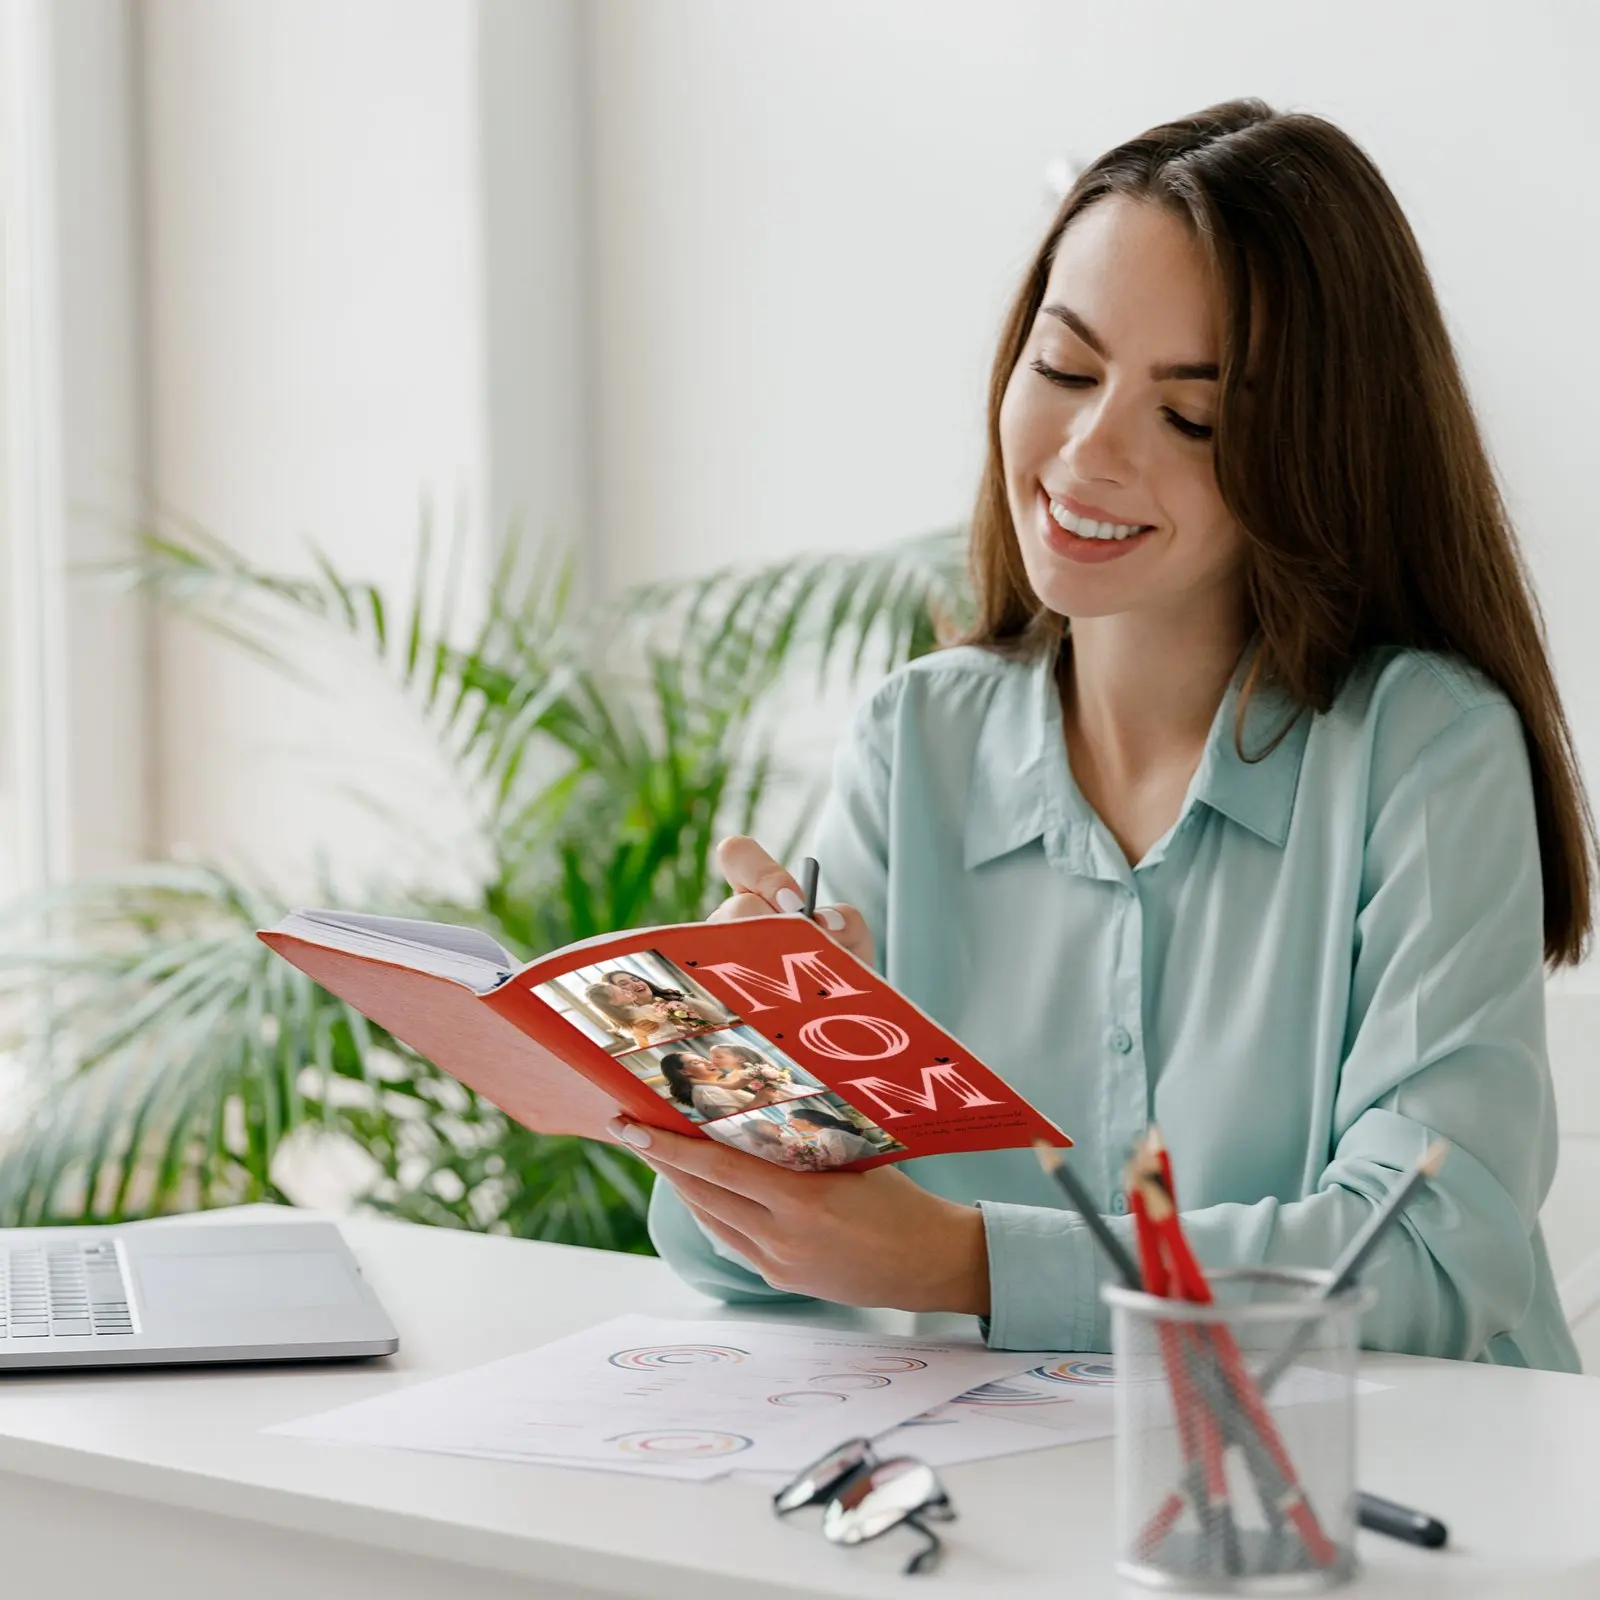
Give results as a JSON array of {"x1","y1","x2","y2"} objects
[
  {"x1": 1032, "y1": 1141, "x2": 1142, "y2": 1289},
  {"x1": 1125, "y1": 1142, "x2": 1246, "y2": 1575},
  {"x1": 1256, "y1": 1139, "x2": 1450, "y2": 1395},
  {"x1": 798, "y1": 856, "x2": 820, "y2": 920},
  {"x1": 1326, "y1": 1139, "x2": 1451, "y2": 1294},
  {"x1": 1129, "y1": 1129, "x2": 1338, "y2": 1569}
]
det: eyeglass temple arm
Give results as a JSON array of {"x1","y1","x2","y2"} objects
[{"x1": 901, "y1": 1514, "x2": 944, "y2": 1576}]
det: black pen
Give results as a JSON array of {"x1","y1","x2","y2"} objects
[
  {"x1": 1356, "y1": 1491, "x2": 1448, "y2": 1549},
  {"x1": 799, "y1": 857, "x2": 820, "y2": 920}
]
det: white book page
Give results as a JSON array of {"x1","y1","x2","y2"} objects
[{"x1": 273, "y1": 909, "x2": 517, "y2": 994}]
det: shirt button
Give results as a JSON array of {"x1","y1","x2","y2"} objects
[
  {"x1": 1110, "y1": 1025, "x2": 1134, "y2": 1055},
  {"x1": 1111, "y1": 1193, "x2": 1128, "y2": 1215}
]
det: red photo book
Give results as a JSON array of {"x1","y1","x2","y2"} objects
[{"x1": 259, "y1": 909, "x2": 1071, "y2": 1172}]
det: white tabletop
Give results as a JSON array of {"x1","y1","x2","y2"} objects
[{"x1": 0, "y1": 1207, "x2": 1595, "y2": 1599}]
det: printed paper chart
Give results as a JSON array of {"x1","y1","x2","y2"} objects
[
  {"x1": 955, "y1": 1354, "x2": 1385, "y2": 1442},
  {"x1": 268, "y1": 1313, "x2": 1042, "y2": 1480}
]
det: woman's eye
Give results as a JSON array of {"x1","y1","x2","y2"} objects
[
  {"x1": 1163, "y1": 409, "x2": 1214, "y2": 442},
  {"x1": 1029, "y1": 357, "x2": 1092, "y2": 388},
  {"x1": 1031, "y1": 357, "x2": 1214, "y2": 443}
]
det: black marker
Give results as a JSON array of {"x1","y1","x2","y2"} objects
[
  {"x1": 1356, "y1": 1491, "x2": 1447, "y2": 1549},
  {"x1": 799, "y1": 857, "x2": 820, "y2": 921}
]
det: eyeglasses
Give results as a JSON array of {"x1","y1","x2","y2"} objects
[{"x1": 772, "y1": 1436, "x2": 957, "y2": 1576}]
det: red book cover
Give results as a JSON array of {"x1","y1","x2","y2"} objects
[{"x1": 260, "y1": 912, "x2": 1070, "y2": 1172}]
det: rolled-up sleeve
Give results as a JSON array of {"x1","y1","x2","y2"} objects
[{"x1": 1096, "y1": 702, "x2": 1562, "y2": 1363}]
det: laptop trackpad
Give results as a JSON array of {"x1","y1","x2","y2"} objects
[{"x1": 138, "y1": 1250, "x2": 365, "y2": 1314}]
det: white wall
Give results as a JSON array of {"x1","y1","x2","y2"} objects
[
  {"x1": 477, "y1": 0, "x2": 590, "y2": 566},
  {"x1": 138, "y1": 0, "x2": 594, "y2": 901},
  {"x1": 141, "y1": 0, "x2": 496, "y2": 897}
]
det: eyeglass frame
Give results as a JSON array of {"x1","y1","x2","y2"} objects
[{"x1": 772, "y1": 1435, "x2": 958, "y2": 1576}]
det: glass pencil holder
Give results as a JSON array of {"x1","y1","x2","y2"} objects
[{"x1": 1102, "y1": 1268, "x2": 1375, "y2": 1595}]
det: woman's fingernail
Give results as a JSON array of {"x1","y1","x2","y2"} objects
[
  {"x1": 816, "y1": 906, "x2": 846, "y2": 931},
  {"x1": 608, "y1": 1119, "x2": 653, "y2": 1150},
  {"x1": 775, "y1": 887, "x2": 803, "y2": 913}
]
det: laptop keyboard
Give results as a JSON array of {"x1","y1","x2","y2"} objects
[{"x1": 0, "y1": 1238, "x2": 135, "y2": 1339}]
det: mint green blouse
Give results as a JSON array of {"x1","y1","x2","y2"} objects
[{"x1": 648, "y1": 642, "x2": 1580, "y2": 1371}]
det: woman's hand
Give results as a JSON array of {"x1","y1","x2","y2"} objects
[
  {"x1": 614, "y1": 1118, "x2": 990, "y2": 1315},
  {"x1": 710, "y1": 835, "x2": 874, "y2": 967}
]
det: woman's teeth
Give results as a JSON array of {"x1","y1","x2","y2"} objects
[{"x1": 1048, "y1": 500, "x2": 1151, "y2": 541}]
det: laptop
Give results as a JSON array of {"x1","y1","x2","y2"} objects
[{"x1": 0, "y1": 1219, "x2": 399, "y2": 1371}]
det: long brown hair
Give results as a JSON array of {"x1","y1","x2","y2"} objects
[{"x1": 965, "y1": 98, "x2": 1593, "y2": 965}]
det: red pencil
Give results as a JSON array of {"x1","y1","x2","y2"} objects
[
  {"x1": 1128, "y1": 1145, "x2": 1239, "y2": 1575},
  {"x1": 1133, "y1": 1130, "x2": 1338, "y2": 1570}
]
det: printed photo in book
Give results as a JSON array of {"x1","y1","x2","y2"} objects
[
  {"x1": 704, "y1": 1093, "x2": 908, "y2": 1169},
  {"x1": 608, "y1": 1028, "x2": 824, "y2": 1123},
  {"x1": 533, "y1": 952, "x2": 738, "y2": 1055}
]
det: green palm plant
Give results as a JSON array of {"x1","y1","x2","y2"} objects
[{"x1": 0, "y1": 516, "x2": 969, "y2": 1251}]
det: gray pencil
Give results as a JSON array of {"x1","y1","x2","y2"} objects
[
  {"x1": 1032, "y1": 1141, "x2": 1143, "y2": 1289},
  {"x1": 1257, "y1": 1139, "x2": 1450, "y2": 1393}
]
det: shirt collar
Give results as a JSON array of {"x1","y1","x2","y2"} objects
[
  {"x1": 963, "y1": 639, "x2": 1310, "y2": 871},
  {"x1": 963, "y1": 647, "x2": 1061, "y2": 871},
  {"x1": 1188, "y1": 651, "x2": 1311, "y2": 849}
]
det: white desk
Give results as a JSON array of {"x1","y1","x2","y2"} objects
[{"x1": 0, "y1": 1209, "x2": 1595, "y2": 1600}]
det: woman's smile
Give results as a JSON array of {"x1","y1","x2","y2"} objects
[{"x1": 1039, "y1": 488, "x2": 1156, "y2": 564}]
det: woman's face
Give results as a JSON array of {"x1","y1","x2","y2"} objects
[
  {"x1": 609, "y1": 974, "x2": 652, "y2": 1003},
  {"x1": 998, "y1": 196, "x2": 1245, "y2": 623},
  {"x1": 681, "y1": 1056, "x2": 718, "y2": 1081}
]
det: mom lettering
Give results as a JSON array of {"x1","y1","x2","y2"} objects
[
  {"x1": 698, "y1": 951, "x2": 868, "y2": 1012},
  {"x1": 838, "y1": 1063, "x2": 1005, "y2": 1120}
]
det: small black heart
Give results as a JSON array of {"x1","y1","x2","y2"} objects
[
  {"x1": 817, "y1": 989, "x2": 829, "y2": 997},
  {"x1": 685, "y1": 960, "x2": 698, "y2": 967},
  {"x1": 935, "y1": 1056, "x2": 950, "y2": 1063},
  {"x1": 774, "y1": 1033, "x2": 784, "y2": 1039}
]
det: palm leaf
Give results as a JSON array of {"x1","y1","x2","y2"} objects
[{"x1": 2, "y1": 514, "x2": 973, "y2": 1243}]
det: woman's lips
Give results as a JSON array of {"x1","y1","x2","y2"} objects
[{"x1": 1040, "y1": 493, "x2": 1154, "y2": 564}]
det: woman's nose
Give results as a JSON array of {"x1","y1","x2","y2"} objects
[{"x1": 1059, "y1": 390, "x2": 1135, "y2": 484}]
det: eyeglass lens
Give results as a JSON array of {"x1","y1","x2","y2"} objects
[
  {"x1": 822, "y1": 1458, "x2": 949, "y2": 1545},
  {"x1": 822, "y1": 1458, "x2": 955, "y2": 1574},
  {"x1": 772, "y1": 1437, "x2": 875, "y2": 1516}
]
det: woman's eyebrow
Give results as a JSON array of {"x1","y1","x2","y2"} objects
[{"x1": 1041, "y1": 303, "x2": 1218, "y2": 381}]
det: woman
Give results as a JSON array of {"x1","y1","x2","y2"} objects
[
  {"x1": 706, "y1": 1043, "x2": 804, "y2": 1104},
  {"x1": 785, "y1": 1106, "x2": 885, "y2": 1171},
  {"x1": 658, "y1": 1052, "x2": 760, "y2": 1121},
  {"x1": 615, "y1": 100, "x2": 1589, "y2": 1370},
  {"x1": 707, "y1": 1115, "x2": 813, "y2": 1169},
  {"x1": 587, "y1": 971, "x2": 721, "y2": 1050}
]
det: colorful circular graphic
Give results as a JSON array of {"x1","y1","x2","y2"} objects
[
  {"x1": 809, "y1": 1372, "x2": 890, "y2": 1390},
  {"x1": 608, "y1": 1429, "x2": 752, "y2": 1459},
  {"x1": 608, "y1": 1344, "x2": 749, "y2": 1370},
  {"x1": 847, "y1": 1356, "x2": 928, "y2": 1374},
  {"x1": 957, "y1": 1377, "x2": 1070, "y2": 1407},
  {"x1": 768, "y1": 1390, "x2": 850, "y2": 1407},
  {"x1": 1032, "y1": 1358, "x2": 1118, "y2": 1386}
]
